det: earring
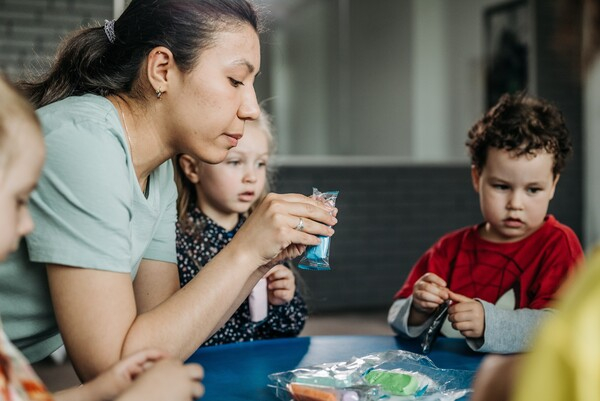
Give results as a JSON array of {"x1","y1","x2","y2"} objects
[{"x1": 155, "y1": 87, "x2": 163, "y2": 99}]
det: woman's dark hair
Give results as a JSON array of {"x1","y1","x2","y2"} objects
[
  {"x1": 466, "y1": 92, "x2": 573, "y2": 177},
  {"x1": 19, "y1": 0, "x2": 260, "y2": 109}
]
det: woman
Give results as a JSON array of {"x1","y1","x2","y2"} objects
[{"x1": 1, "y1": 0, "x2": 336, "y2": 381}]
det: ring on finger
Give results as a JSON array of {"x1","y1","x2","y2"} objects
[{"x1": 295, "y1": 217, "x2": 304, "y2": 231}]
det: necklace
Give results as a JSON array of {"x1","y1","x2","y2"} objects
[
  {"x1": 115, "y1": 98, "x2": 134, "y2": 157},
  {"x1": 115, "y1": 97, "x2": 150, "y2": 198}
]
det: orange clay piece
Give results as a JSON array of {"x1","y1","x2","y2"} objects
[{"x1": 288, "y1": 383, "x2": 338, "y2": 401}]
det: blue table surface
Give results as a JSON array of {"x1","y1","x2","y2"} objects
[{"x1": 186, "y1": 335, "x2": 484, "y2": 401}]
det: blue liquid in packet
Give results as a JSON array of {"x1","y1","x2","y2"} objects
[{"x1": 298, "y1": 188, "x2": 339, "y2": 271}]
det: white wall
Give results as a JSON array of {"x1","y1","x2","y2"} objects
[
  {"x1": 411, "y1": 0, "x2": 514, "y2": 162},
  {"x1": 411, "y1": 0, "x2": 450, "y2": 161},
  {"x1": 113, "y1": 0, "x2": 125, "y2": 18},
  {"x1": 584, "y1": 60, "x2": 600, "y2": 250},
  {"x1": 266, "y1": 0, "x2": 514, "y2": 162},
  {"x1": 345, "y1": 0, "x2": 412, "y2": 157}
]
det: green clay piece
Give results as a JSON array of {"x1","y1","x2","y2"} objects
[{"x1": 363, "y1": 370, "x2": 419, "y2": 396}]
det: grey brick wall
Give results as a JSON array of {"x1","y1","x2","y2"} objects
[{"x1": 0, "y1": 0, "x2": 112, "y2": 80}]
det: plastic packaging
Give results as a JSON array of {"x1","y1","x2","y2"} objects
[
  {"x1": 288, "y1": 383, "x2": 362, "y2": 401},
  {"x1": 298, "y1": 188, "x2": 339, "y2": 271},
  {"x1": 421, "y1": 301, "x2": 450, "y2": 354},
  {"x1": 248, "y1": 277, "x2": 268, "y2": 322},
  {"x1": 268, "y1": 349, "x2": 474, "y2": 401}
]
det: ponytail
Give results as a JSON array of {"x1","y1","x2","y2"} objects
[
  {"x1": 19, "y1": 26, "x2": 131, "y2": 109},
  {"x1": 19, "y1": 0, "x2": 260, "y2": 109}
]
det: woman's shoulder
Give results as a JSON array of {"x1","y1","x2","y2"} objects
[
  {"x1": 37, "y1": 94, "x2": 118, "y2": 132},
  {"x1": 37, "y1": 94, "x2": 126, "y2": 157}
]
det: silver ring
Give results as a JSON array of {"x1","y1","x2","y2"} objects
[{"x1": 295, "y1": 217, "x2": 304, "y2": 231}]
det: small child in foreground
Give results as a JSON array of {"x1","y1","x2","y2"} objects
[
  {"x1": 0, "y1": 76, "x2": 204, "y2": 401},
  {"x1": 175, "y1": 109, "x2": 307, "y2": 346},
  {"x1": 388, "y1": 93, "x2": 584, "y2": 353}
]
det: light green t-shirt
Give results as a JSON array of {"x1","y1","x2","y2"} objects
[{"x1": 0, "y1": 94, "x2": 177, "y2": 362}]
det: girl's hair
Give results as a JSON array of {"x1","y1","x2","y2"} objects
[
  {"x1": 19, "y1": 0, "x2": 260, "y2": 109},
  {"x1": 248, "y1": 108, "x2": 276, "y2": 214},
  {"x1": 0, "y1": 76, "x2": 41, "y2": 171},
  {"x1": 175, "y1": 106, "x2": 276, "y2": 229},
  {"x1": 466, "y1": 92, "x2": 572, "y2": 177}
]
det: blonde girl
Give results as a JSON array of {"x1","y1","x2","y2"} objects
[{"x1": 175, "y1": 109, "x2": 307, "y2": 345}]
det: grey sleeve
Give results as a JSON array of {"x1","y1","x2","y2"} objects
[
  {"x1": 388, "y1": 296, "x2": 435, "y2": 338},
  {"x1": 467, "y1": 300, "x2": 553, "y2": 354}
]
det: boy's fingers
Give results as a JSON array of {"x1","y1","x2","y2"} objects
[
  {"x1": 414, "y1": 291, "x2": 445, "y2": 310},
  {"x1": 420, "y1": 282, "x2": 449, "y2": 300},
  {"x1": 422, "y1": 273, "x2": 447, "y2": 287},
  {"x1": 448, "y1": 290, "x2": 471, "y2": 303},
  {"x1": 421, "y1": 301, "x2": 443, "y2": 310}
]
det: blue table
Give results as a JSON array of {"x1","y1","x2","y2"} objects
[{"x1": 187, "y1": 335, "x2": 484, "y2": 401}]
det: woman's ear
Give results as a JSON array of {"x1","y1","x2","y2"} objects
[
  {"x1": 146, "y1": 46, "x2": 175, "y2": 98},
  {"x1": 471, "y1": 165, "x2": 481, "y2": 193},
  {"x1": 178, "y1": 154, "x2": 201, "y2": 184}
]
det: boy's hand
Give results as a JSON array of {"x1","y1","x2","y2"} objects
[
  {"x1": 411, "y1": 273, "x2": 449, "y2": 314},
  {"x1": 447, "y1": 291, "x2": 485, "y2": 338},
  {"x1": 266, "y1": 264, "x2": 296, "y2": 305},
  {"x1": 409, "y1": 273, "x2": 449, "y2": 326}
]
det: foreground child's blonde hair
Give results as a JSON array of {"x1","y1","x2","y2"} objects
[{"x1": 0, "y1": 76, "x2": 41, "y2": 172}]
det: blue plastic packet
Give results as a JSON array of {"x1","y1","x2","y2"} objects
[{"x1": 298, "y1": 188, "x2": 339, "y2": 271}]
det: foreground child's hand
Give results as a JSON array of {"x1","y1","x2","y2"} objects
[
  {"x1": 116, "y1": 358, "x2": 204, "y2": 401},
  {"x1": 266, "y1": 264, "x2": 296, "y2": 305},
  {"x1": 447, "y1": 291, "x2": 485, "y2": 338},
  {"x1": 79, "y1": 348, "x2": 169, "y2": 401}
]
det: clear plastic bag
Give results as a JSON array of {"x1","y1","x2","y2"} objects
[
  {"x1": 298, "y1": 188, "x2": 339, "y2": 271},
  {"x1": 268, "y1": 349, "x2": 475, "y2": 401}
]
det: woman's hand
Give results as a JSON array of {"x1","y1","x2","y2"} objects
[
  {"x1": 232, "y1": 193, "x2": 337, "y2": 269},
  {"x1": 265, "y1": 264, "x2": 296, "y2": 305}
]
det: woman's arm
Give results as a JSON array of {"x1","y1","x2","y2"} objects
[
  {"x1": 132, "y1": 259, "x2": 180, "y2": 314},
  {"x1": 49, "y1": 193, "x2": 337, "y2": 381},
  {"x1": 48, "y1": 251, "x2": 263, "y2": 381}
]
